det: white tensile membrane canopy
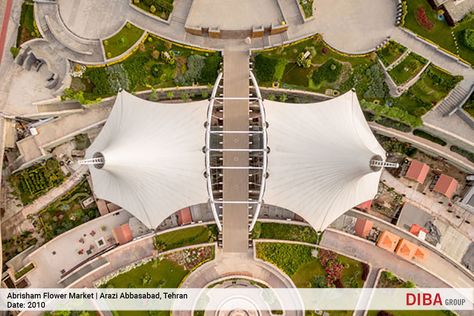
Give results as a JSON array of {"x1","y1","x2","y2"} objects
[
  {"x1": 264, "y1": 91, "x2": 386, "y2": 231},
  {"x1": 85, "y1": 90, "x2": 208, "y2": 228}
]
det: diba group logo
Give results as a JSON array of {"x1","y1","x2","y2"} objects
[{"x1": 406, "y1": 292, "x2": 467, "y2": 307}]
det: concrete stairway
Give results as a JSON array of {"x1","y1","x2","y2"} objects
[{"x1": 435, "y1": 84, "x2": 470, "y2": 116}]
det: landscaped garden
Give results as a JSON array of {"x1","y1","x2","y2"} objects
[
  {"x1": 464, "y1": 90, "x2": 474, "y2": 117},
  {"x1": 450, "y1": 145, "x2": 474, "y2": 163},
  {"x1": 31, "y1": 179, "x2": 100, "y2": 241},
  {"x1": 102, "y1": 246, "x2": 214, "y2": 316},
  {"x1": 403, "y1": 0, "x2": 474, "y2": 65},
  {"x1": 65, "y1": 34, "x2": 221, "y2": 103},
  {"x1": 252, "y1": 222, "x2": 319, "y2": 244},
  {"x1": 252, "y1": 34, "x2": 459, "y2": 130},
  {"x1": 298, "y1": 0, "x2": 314, "y2": 19},
  {"x1": 2, "y1": 230, "x2": 38, "y2": 264},
  {"x1": 388, "y1": 53, "x2": 427, "y2": 85},
  {"x1": 9, "y1": 158, "x2": 65, "y2": 205},
  {"x1": 392, "y1": 65, "x2": 461, "y2": 118},
  {"x1": 377, "y1": 41, "x2": 407, "y2": 67},
  {"x1": 15, "y1": 0, "x2": 40, "y2": 48},
  {"x1": 256, "y1": 242, "x2": 367, "y2": 288},
  {"x1": 367, "y1": 271, "x2": 455, "y2": 316},
  {"x1": 132, "y1": 0, "x2": 174, "y2": 21},
  {"x1": 102, "y1": 22, "x2": 145, "y2": 59},
  {"x1": 153, "y1": 224, "x2": 218, "y2": 252}
]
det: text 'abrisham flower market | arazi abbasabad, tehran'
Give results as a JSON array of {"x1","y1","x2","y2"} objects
[{"x1": 0, "y1": 0, "x2": 474, "y2": 315}]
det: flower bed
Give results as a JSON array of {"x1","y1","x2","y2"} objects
[
  {"x1": 298, "y1": 0, "x2": 314, "y2": 19},
  {"x1": 415, "y1": 7, "x2": 433, "y2": 31},
  {"x1": 132, "y1": 0, "x2": 174, "y2": 21},
  {"x1": 256, "y1": 242, "x2": 366, "y2": 288},
  {"x1": 32, "y1": 179, "x2": 100, "y2": 241},
  {"x1": 14, "y1": 262, "x2": 35, "y2": 280},
  {"x1": 2, "y1": 231, "x2": 37, "y2": 264}
]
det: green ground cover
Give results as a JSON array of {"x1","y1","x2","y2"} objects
[
  {"x1": 413, "y1": 129, "x2": 447, "y2": 146},
  {"x1": 9, "y1": 159, "x2": 65, "y2": 205},
  {"x1": 450, "y1": 145, "x2": 474, "y2": 163},
  {"x1": 388, "y1": 53, "x2": 427, "y2": 85},
  {"x1": 252, "y1": 222, "x2": 318, "y2": 243},
  {"x1": 256, "y1": 243, "x2": 366, "y2": 288},
  {"x1": 153, "y1": 224, "x2": 218, "y2": 251},
  {"x1": 403, "y1": 0, "x2": 474, "y2": 65},
  {"x1": 15, "y1": 0, "x2": 40, "y2": 48},
  {"x1": 67, "y1": 35, "x2": 221, "y2": 103},
  {"x1": 2, "y1": 231, "x2": 38, "y2": 264},
  {"x1": 253, "y1": 34, "x2": 452, "y2": 128},
  {"x1": 14, "y1": 263, "x2": 34, "y2": 280},
  {"x1": 377, "y1": 41, "x2": 407, "y2": 67},
  {"x1": 132, "y1": 0, "x2": 174, "y2": 20},
  {"x1": 104, "y1": 246, "x2": 214, "y2": 316},
  {"x1": 102, "y1": 22, "x2": 145, "y2": 59},
  {"x1": 298, "y1": 0, "x2": 314, "y2": 19},
  {"x1": 393, "y1": 65, "x2": 461, "y2": 117},
  {"x1": 34, "y1": 179, "x2": 99, "y2": 241}
]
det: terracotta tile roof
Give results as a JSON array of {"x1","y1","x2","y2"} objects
[
  {"x1": 355, "y1": 200, "x2": 372, "y2": 212},
  {"x1": 395, "y1": 239, "x2": 417, "y2": 260},
  {"x1": 409, "y1": 224, "x2": 428, "y2": 237},
  {"x1": 177, "y1": 207, "x2": 192, "y2": 225},
  {"x1": 354, "y1": 218, "x2": 373, "y2": 238},
  {"x1": 405, "y1": 160, "x2": 430, "y2": 184},
  {"x1": 376, "y1": 231, "x2": 400, "y2": 252},
  {"x1": 113, "y1": 223, "x2": 133, "y2": 245},
  {"x1": 414, "y1": 247, "x2": 428, "y2": 262},
  {"x1": 433, "y1": 174, "x2": 458, "y2": 199}
]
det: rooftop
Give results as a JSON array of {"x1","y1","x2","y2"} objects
[
  {"x1": 433, "y1": 174, "x2": 459, "y2": 199},
  {"x1": 405, "y1": 160, "x2": 430, "y2": 184}
]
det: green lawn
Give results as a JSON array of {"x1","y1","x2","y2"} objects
[
  {"x1": 252, "y1": 222, "x2": 319, "y2": 244},
  {"x1": 377, "y1": 41, "x2": 407, "y2": 67},
  {"x1": 154, "y1": 225, "x2": 218, "y2": 251},
  {"x1": 102, "y1": 22, "x2": 145, "y2": 59},
  {"x1": 103, "y1": 246, "x2": 214, "y2": 316},
  {"x1": 68, "y1": 35, "x2": 221, "y2": 103},
  {"x1": 132, "y1": 0, "x2": 174, "y2": 20},
  {"x1": 9, "y1": 158, "x2": 65, "y2": 205},
  {"x1": 403, "y1": 0, "x2": 474, "y2": 65},
  {"x1": 16, "y1": 0, "x2": 40, "y2": 47},
  {"x1": 463, "y1": 90, "x2": 474, "y2": 117},
  {"x1": 393, "y1": 64, "x2": 461, "y2": 117},
  {"x1": 388, "y1": 53, "x2": 427, "y2": 85},
  {"x1": 35, "y1": 179, "x2": 99, "y2": 241}
]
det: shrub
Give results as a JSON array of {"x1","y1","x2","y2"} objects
[
  {"x1": 151, "y1": 50, "x2": 160, "y2": 59},
  {"x1": 463, "y1": 29, "x2": 474, "y2": 50},
  {"x1": 199, "y1": 54, "x2": 221, "y2": 84},
  {"x1": 174, "y1": 54, "x2": 206, "y2": 85},
  {"x1": 375, "y1": 117, "x2": 412, "y2": 132},
  {"x1": 151, "y1": 64, "x2": 162, "y2": 78},
  {"x1": 312, "y1": 59, "x2": 342, "y2": 83},
  {"x1": 150, "y1": 5, "x2": 156, "y2": 13},
  {"x1": 361, "y1": 263, "x2": 369, "y2": 281},
  {"x1": 413, "y1": 129, "x2": 447, "y2": 146},
  {"x1": 363, "y1": 63, "x2": 389, "y2": 100},
  {"x1": 254, "y1": 54, "x2": 279, "y2": 82},
  {"x1": 450, "y1": 146, "x2": 474, "y2": 163}
]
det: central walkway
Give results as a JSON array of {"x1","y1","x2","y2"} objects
[{"x1": 222, "y1": 50, "x2": 250, "y2": 253}]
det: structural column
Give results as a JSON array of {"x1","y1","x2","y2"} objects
[{"x1": 222, "y1": 49, "x2": 250, "y2": 253}]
